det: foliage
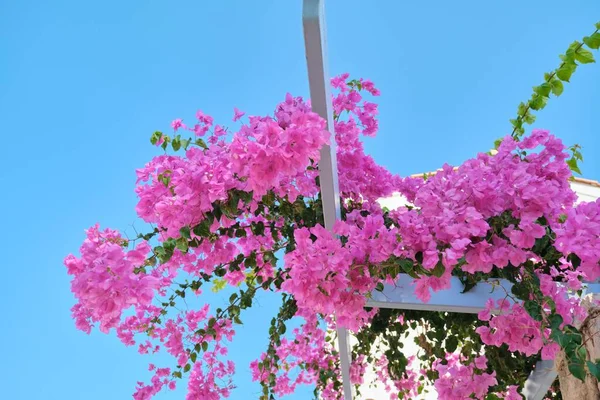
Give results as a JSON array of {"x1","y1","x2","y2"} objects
[
  {"x1": 64, "y1": 22, "x2": 600, "y2": 400},
  {"x1": 506, "y1": 23, "x2": 600, "y2": 175}
]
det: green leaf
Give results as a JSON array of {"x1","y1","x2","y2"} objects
[
  {"x1": 432, "y1": 262, "x2": 445, "y2": 278},
  {"x1": 202, "y1": 341, "x2": 208, "y2": 351},
  {"x1": 567, "y1": 157, "x2": 582, "y2": 175},
  {"x1": 375, "y1": 282, "x2": 385, "y2": 292},
  {"x1": 176, "y1": 237, "x2": 189, "y2": 252},
  {"x1": 445, "y1": 336, "x2": 458, "y2": 353},
  {"x1": 551, "y1": 329, "x2": 569, "y2": 348},
  {"x1": 577, "y1": 345, "x2": 588, "y2": 360},
  {"x1": 245, "y1": 252, "x2": 257, "y2": 268},
  {"x1": 524, "y1": 300, "x2": 543, "y2": 321},
  {"x1": 533, "y1": 83, "x2": 552, "y2": 97},
  {"x1": 587, "y1": 360, "x2": 600, "y2": 380},
  {"x1": 568, "y1": 362, "x2": 586, "y2": 381},
  {"x1": 511, "y1": 282, "x2": 529, "y2": 299},
  {"x1": 195, "y1": 138, "x2": 208, "y2": 149},
  {"x1": 278, "y1": 323, "x2": 286, "y2": 335},
  {"x1": 583, "y1": 32, "x2": 600, "y2": 50},
  {"x1": 252, "y1": 221, "x2": 265, "y2": 236},
  {"x1": 550, "y1": 314, "x2": 564, "y2": 330},
  {"x1": 529, "y1": 93, "x2": 548, "y2": 111},
  {"x1": 235, "y1": 228, "x2": 247, "y2": 238},
  {"x1": 173, "y1": 371, "x2": 182, "y2": 379},
  {"x1": 575, "y1": 48, "x2": 595, "y2": 64},
  {"x1": 550, "y1": 78, "x2": 564, "y2": 96},
  {"x1": 183, "y1": 363, "x2": 191, "y2": 373},
  {"x1": 399, "y1": 259, "x2": 419, "y2": 278},
  {"x1": 211, "y1": 278, "x2": 227, "y2": 293},
  {"x1": 172, "y1": 135, "x2": 181, "y2": 151},
  {"x1": 399, "y1": 259, "x2": 413, "y2": 273},
  {"x1": 557, "y1": 63, "x2": 577, "y2": 82},
  {"x1": 179, "y1": 226, "x2": 191, "y2": 239},
  {"x1": 150, "y1": 131, "x2": 163, "y2": 145},
  {"x1": 564, "y1": 41, "x2": 580, "y2": 63},
  {"x1": 190, "y1": 352, "x2": 197, "y2": 363},
  {"x1": 523, "y1": 111, "x2": 536, "y2": 124},
  {"x1": 193, "y1": 219, "x2": 211, "y2": 237}
]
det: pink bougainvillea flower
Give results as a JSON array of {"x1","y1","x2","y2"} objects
[
  {"x1": 171, "y1": 118, "x2": 184, "y2": 131},
  {"x1": 232, "y1": 107, "x2": 245, "y2": 122}
]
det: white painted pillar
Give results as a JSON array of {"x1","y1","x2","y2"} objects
[{"x1": 302, "y1": 1, "x2": 353, "y2": 399}]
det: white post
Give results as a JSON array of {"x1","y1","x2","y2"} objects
[
  {"x1": 522, "y1": 360, "x2": 557, "y2": 400},
  {"x1": 302, "y1": 1, "x2": 353, "y2": 399}
]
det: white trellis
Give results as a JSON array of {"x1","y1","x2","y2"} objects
[{"x1": 301, "y1": 1, "x2": 600, "y2": 399}]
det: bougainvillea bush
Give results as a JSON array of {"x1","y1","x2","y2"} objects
[{"x1": 65, "y1": 24, "x2": 600, "y2": 400}]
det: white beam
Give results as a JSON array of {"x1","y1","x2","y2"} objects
[
  {"x1": 369, "y1": 275, "x2": 600, "y2": 314},
  {"x1": 367, "y1": 275, "x2": 514, "y2": 314},
  {"x1": 302, "y1": 1, "x2": 353, "y2": 399},
  {"x1": 302, "y1": 0, "x2": 339, "y2": 229}
]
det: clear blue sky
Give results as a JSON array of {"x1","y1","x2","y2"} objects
[{"x1": 1, "y1": 1, "x2": 599, "y2": 399}]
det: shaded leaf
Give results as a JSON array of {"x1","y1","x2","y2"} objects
[
  {"x1": 569, "y1": 362, "x2": 586, "y2": 381},
  {"x1": 524, "y1": 300, "x2": 542, "y2": 321},
  {"x1": 445, "y1": 336, "x2": 458, "y2": 353},
  {"x1": 550, "y1": 314, "x2": 563, "y2": 330},
  {"x1": 180, "y1": 226, "x2": 191, "y2": 239},
  {"x1": 587, "y1": 360, "x2": 600, "y2": 380}
]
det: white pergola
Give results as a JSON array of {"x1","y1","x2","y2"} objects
[{"x1": 301, "y1": 1, "x2": 600, "y2": 399}]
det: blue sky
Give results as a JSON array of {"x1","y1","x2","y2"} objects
[{"x1": 1, "y1": 1, "x2": 599, "y2": 399}]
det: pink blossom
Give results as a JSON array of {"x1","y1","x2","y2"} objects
[
  {"x1": 171, "y1": 118, "x2": 184, "y2": 131},
  {"x1": 232, "y1": 107, "x2": 245, "y2": 122}
]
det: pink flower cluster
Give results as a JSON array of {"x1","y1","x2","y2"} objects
[
  {"x1": 64, "y1": 224, "x2": 160, "y2": 333},
  {"x1": 476, "y1": 299, "x2": 545, "y2": 356},
  {"x1": 132, "y1": 306, "x2": 237, "y2": 400},
  {"x1": 230, "y1": 94, "x2": 328, "y2": 197},
  {"x1": 373, "y1": 354, "x2": 421, "y2": 400},
  {"x1": 281, "y1": 223, "x2": 381, "y2": 331},
  {"x1": 394, "y1": 129, "x2": 575, "y2": 301},
  {"x1": 185, "y1": 345, "x2": 236, "y2": 400},
  {"x1": 433, "y1": 354, "x2": 497, "y2": 399},
  {"x1": 332, "y1": 74, "x2": 402, "y2": 201},
  {"x1": 554, "y1": 198, "x2": 600, "y2": 280},
  {"x1": 250, "y1": 315, "x2": 340, "y2": 399},
  {"x1": 135, "y1": 94, "x2": 327, "y2": 238}
]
